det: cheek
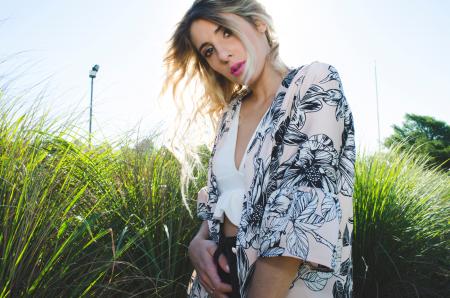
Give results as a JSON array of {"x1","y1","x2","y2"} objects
[
  {"x1": 233, "y1": 38, "x2": 248, "y2": 59},
  {"x1": 207, "y1": 59, "x2": 231, "y2": 78},
  {"x1": 207, "y1": 58, "x2": 222, "y2": 72}
]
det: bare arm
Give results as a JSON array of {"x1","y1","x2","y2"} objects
[{"x1": 247, "y1": 256, "x2": 302, "y2": 298}]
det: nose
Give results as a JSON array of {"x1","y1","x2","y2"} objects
[{"x1": 217, "y1": 46, "x2": 232, "y2": 62}]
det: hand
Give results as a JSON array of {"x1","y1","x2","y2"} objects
[{"x1": 188, "y1": 234, "x2": 233, "y2": 297}]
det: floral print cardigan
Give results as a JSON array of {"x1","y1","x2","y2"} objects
[{"x1": 187, "y1": 61, "x2": 355, "y2": 298}]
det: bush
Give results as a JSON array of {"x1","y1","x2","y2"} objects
[
  {"x1": 1, "y1": 91, "x2": 448, "y2": 297},
  {"x1": 353, "y1": 145, "x2": 449, "y2": 297},
  {"x1": 0, "y1": 96, "x2": 201, "y2": 297}
]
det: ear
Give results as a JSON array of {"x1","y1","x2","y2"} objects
[{"x1": 254, "y1": 18, "x2": 267, "y2": 33}]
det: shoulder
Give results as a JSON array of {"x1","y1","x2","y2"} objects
[
  {"x1": 283, "y1": 61, "x2": 338, "y2": 91},
  {"x1": 302, "y1": 60, "x2": 339, "y2": 79},
  {"x1": 295, "y1": 61, "x2": 346, "y2": 95}
]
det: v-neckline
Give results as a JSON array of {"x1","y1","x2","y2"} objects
[
  {"x1": 232, "y1": 100, "x2": 269, "y2": 172},
  {"x1": 232, "y1": 69, "x2": 293, "y2": 173}
]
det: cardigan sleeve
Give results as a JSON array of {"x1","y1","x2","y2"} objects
[
  {"x1": 258, "y1": 62, "x2": 355, "y2": 271},
  {"x1": 196, "y1": 186, "x2": 209, "y2": 221}
]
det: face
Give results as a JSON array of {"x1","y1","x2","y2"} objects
[{"x1": 189, "y1": 13, "x2": 270, "y2": 85}]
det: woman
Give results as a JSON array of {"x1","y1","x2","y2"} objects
[{"x1": 161, "y1": 1, "x2": 355, "y2": 297}]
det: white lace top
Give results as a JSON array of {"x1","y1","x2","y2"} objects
[{"x1": 211, "y1": 102, "x2": 246, "y2": 226}]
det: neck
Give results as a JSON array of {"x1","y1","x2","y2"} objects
[{"x1": 247, "y1": 61, "x2": 288, "y2": 105}]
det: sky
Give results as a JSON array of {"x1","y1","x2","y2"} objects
[{"x1": 1, "y1": 0, "x2": 449, "y2": 152}]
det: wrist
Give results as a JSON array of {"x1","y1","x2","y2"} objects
[
  {"x1": 194, "y1": 221, "x2": 209, "y2": 240},
  {"x1": 193, "y1": 234, "x2": 208, "y2": 243}
]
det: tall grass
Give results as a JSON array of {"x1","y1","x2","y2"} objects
[
  {"x1": 1, "y1": 88, "x2": 449, "y2": 297},
  {"x1": 353, "y1": 146, "x2": 449, "y2": 297},
  {"x1": 0, "y1": 94, "x2": 203, "y2": 297}
]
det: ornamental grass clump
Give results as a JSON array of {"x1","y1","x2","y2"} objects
[
  {"x1": 353, "y1": 144, "x2": 449, "y2": 298},
  {"x1": 0, "y1": 93, "x2": 201, "y2": 297},
  {"x1": 3, "y1": 85, "x2": 448, "y2": 297}
]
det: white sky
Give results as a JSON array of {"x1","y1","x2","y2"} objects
[{"x1": 1, "y1": 0, "x2": 449, "y2": 152}]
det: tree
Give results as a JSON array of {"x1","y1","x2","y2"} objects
[{"x1": 384, "y1": 113, "x2": 450, "y2": 171}]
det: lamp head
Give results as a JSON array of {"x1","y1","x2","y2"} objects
[{"x1": 89, "y1": 64, "x2": 100, "y2": 78}]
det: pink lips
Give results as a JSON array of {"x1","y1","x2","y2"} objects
[{"x1": 230, "y1": 61, "x2": 246, "y2": 76}]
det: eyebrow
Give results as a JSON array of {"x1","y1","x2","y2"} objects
[{"x1": 198, "y1": 25, "x2": 223, "y2": 54}]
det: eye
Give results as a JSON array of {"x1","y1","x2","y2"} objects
[
  {"x1": 223, "y1": 28, "x2": 232, "y2": 38},
  {"x1": 203, "y1": 47, "x2": 214, "y2": 58}
]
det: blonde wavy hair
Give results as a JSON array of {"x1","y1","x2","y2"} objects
[{"x1": 159, "y1": 0, "x2": 287, "y2": 214}]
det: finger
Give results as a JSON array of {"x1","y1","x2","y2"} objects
[
  {"x1": 207, "y1": 286, "x2": 229, "y2": 298},
  {"x1": 206, "y1": 265, "x2": 233, "y2": 293},
  {"x1": 204, "y1": 245, "x2": 233, "y2": 293},
  {"x1": 217, "y1": 253, "x2": 230, "y2": 273},
  {"x1": 198, "y1": 272, "x2": 214, "y2": 294},
  {"x1": 206, "y1": 244, "x2": 218, "y2": 256},
  {"x1": 213, "y1": 292, "x2": 229, "y2": 298}
]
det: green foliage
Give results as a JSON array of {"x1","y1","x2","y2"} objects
[
  {"x1": 384, "y1": 113, "x2": 450, "y2": 170},
  {"x1": 1, "y1": 92, "x2": 449, "y2": 297},
  {"x1": 354, "y1": 145, "x2": 450, "y2": 297},
  {"x1": 107, "y1": 140, "x2": 202, "y2": 297},
  {"x1": 0, "y1": 96, "x2": 202, "y2": 297}
]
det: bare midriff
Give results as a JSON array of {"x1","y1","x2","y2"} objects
[{"x1": 223, "y1": 214, "x2": 238, "y2": 237}]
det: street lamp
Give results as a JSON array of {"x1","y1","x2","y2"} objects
[{"x1": 89, "y1": 64, "x2": 99, "y2": 147}]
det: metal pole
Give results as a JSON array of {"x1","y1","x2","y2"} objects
[
  {"x1": 88, "y1": 64, "x2": 99, "y2": 149},
  {"x1": 89, "y1": 76, "x2": 94, "y2": 147},
  {"x1": 374, "y1": 60, "x2": 381, "y2": 151}
]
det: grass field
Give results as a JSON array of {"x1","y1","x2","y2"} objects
[{"x1": 0, "y1": 95, "x2": 448, "y2": 297}]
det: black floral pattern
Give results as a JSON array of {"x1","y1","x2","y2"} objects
[{"x1": 188, "y1": 61, "x2": 355, "y2": 298}]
